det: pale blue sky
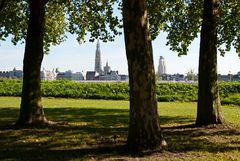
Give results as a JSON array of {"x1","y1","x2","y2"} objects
[{"x1": 0, "y1": 32, "x2": 239, "y2": 75}]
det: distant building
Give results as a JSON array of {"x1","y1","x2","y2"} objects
[
  {"x1": 72, "y1": 72, "x2": 84, "y2": 81},
  {"x1": 56, "y1": 70, "x2": 84, "y2": 81},
  {"x1": 232, "y1": 72, "x2": 240, "y2": 81},
  {"x1": 104, "y1": 61, "x2": 111, "y2": 74},
  {"x1": 41, "y1": 68, "x2": 57, "y2": 81},
  {"x1": 0, "y1": 68, "x2": 23, "y2": 79},
  {"x1": 119, "y1": 74, "x2": 129, "y2": 81},
  {"x1": 158, "y1": 56, "x2": 166, "y2": 76},
  {"x1": 94, "y1": 40, "x2": 103, "y2": 74},
  {"x1": 86, "y1": 61, "x2": 128, "y2": 81},
  {"x1": 9, "y1": 68, "x2": 23, "y2": 78},
  {"x1": 57, "y1": 71, "x2": 71, "y2": 80},
  {"x1": 218, "y1": 74, "x2": 230, "y2": 81},
  {"x1": 159, "y1": 73, "x2": 185, "y2": 81},
  {"x1": 172, "y1": 73, "x2": 185, "y2": 81},
  {"x1": 0, "y1": 71, "x2": 9, "y2": 78},
  {"x1": 86, "y1": 71, "x2": 97, "y2": 80},
  {"x1": 85, "y1": 41, "x2": 129, "y2": 81},
  {"x1": 218, "y1": 72, "x2": 240, "y2": 81},
  {"x1": 99, "y1": 70, "x2": 121, "y2": 81}
]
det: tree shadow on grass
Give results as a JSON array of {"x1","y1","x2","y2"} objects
[
  {"x1": 162, "y1": 124, "x2": 240, "y2": 153},
  {"x1": 0, "y1": 107, "x2": 239, "y2": 160},
  {"x1": 0, "y1": 107, "x2": 195, "y2": 128},
  {"x1": 0, "y1": 144, "x2": 130, "y2": 161},
  {"x1": 45, "y1": 107, "x2": 130, "y2": 128}
]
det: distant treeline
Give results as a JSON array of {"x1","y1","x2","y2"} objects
[{"x1": 0, "y1": 79, "x2": 239, "y2": 105}]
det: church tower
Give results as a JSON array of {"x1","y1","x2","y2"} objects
[
  {"x1": 104, "y1": 61, "x2": 111, "y2": 75},
  {"x1": 94, "y1": 40, "x2": 103, "y2": 74},
  {"x1": 158, "y1": 56, "x2": 166, "y2": 75}
]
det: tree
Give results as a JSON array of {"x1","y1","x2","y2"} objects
[
  {"x1": 122, "y1": 0, "x2": 166, "y2": 151},
  {"x1": 196, "y1": 0, "x2": 224, "y2": 126},
  {"x1": 186, "y1": 69, "x2": 197, "y2": 81},
  {"x1": 148, "y1": 0, "x2": 239, "y2": 126},
  {"x1": 0, "y1": 0, "x2": 5, "y2": 10},
  {"x1": 16, "y1": 0, "x2": 49, "y2": 126},
  {"x1": 1, "y1": 0, "x2": 121, "y2": 126}
]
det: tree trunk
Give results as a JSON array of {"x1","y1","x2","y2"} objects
[
  {"x1": 122, "y1": 0, "x2": 166, "y2": 151},
  {"x1": 16, "y1": 0, "x2": 48, "y2": 126},
  {"x1": 0, "y1": 0, "x2": 6, "y2": 11},
  {"x1": 196, "y1": 0, "x2": 224, "y2": 126}
]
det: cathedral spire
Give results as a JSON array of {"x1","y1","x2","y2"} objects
[
  {"x1": 94, "y1": 40, "x2": 102, "y2": 74},
  {"x1": 96, "y1": 39, "x2": 100, "y2": 50}
]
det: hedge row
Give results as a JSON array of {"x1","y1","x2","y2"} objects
[
  {"x1": 0, "y1": 79, "x2": 129, "y2": 100},
  {"x1": 0, "y1": 79, "x2": 239, "y2": 104}
]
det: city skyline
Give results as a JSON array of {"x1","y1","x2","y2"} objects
[{"x1": 0, "y1": 32, "x2": 239, "y2": 75}]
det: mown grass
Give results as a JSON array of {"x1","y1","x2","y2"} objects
[{"x1": 0, "y1": 97, "x2": 239, "y2": 161}]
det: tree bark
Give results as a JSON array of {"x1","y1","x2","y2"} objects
[
  {"x1": 16, "y1": 0, "x2": 48, "y2": 126},
  {"x1": 196, "y1": 0, "x2": 224, "y2": 126},
  {"x1": 0, "y1": 0, "x2": 6, "y2": 11},
  {"x1": 122, "y1": 0, "x2": 166, "y2": 151}
]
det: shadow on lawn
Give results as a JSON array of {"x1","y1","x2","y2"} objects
[
  {"x1": 0, "y1": 107, "x2": 194, "y2": 126},
  {"x1": 0, "y1": 107, "x2": 239, "y2": 160}
]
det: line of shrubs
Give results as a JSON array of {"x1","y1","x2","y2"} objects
[{"x1": 0, "y1": 79, "x2": 239, "y2": 105}]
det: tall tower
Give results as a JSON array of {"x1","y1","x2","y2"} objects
[
  {"x1": 94, "y1": 40, "x2": 102, "y2": 74},
  {"x1": 158, "y1": 56, "x2": 166, "y2": 75},
  {"x1": 104, "y1": 61, "x2": 111, "y2": 75}
]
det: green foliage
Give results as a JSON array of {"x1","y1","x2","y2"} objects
[
  {"x1": 44, "y1": 1, "x2": 67, "y2": 54},
  {"x1": 156, "y1": 83, "x2": 198, "y2": 102},
  {"x1": 219, "y1": 82, "x2": 240, "y2": 98},
  {"x1": 147, "y1": 0, "x2": 240, "y2": 56},
  {"x1": 218, "y1": 0, "x2": 240, "y2": 56},
  {"x1": 0, "y1": 79, "x2": 240, "y2": 105},
  {"x1": 0, "y1": 0, "x2": 122, "y2": 52},
  {"x1": 221, "y1": 94, "x2": 240, "y2": 106},
  {"x1": 40, "y1": 80, "x2": 130, "y2": 100},
  {"x1": 0, "y1": 0, "x2": 67, "y2": 53},
  {"x1": 147, "y1": 0, "x2": 202, "y2": 55},
  {"x1": 0, "y1": 0, "x2": 27, "y2": 44},
  {"x1": 0, "y1": 79, "x2": 22, "y2": 96},
  {"x1": 66, "y1": 0, "x2": 122, "y2": 43}
]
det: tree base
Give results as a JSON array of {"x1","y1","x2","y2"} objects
[
  {"x1": 195, "y1": 121, "x2": 224, "y2": 128},
  {"x1": 14, "y1": 118, "x2": 56, "y2": 128},
  {"x1": 127, "y1": 139, "x2": 167, "y2": 153}
]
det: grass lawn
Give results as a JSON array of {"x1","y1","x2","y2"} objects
[{"x1": 0, "y1": 97, "x2": 239, "y2": 161}]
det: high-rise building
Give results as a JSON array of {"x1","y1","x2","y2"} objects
[
  {"x1": 94, "y1": 40, "x2": 103, "y2": 74},
  {"x1": 158, "y1": 56, "x2": 166, "y2": 75}
]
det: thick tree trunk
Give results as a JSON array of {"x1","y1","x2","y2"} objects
[
  {"x1": 0, "y1": 0, "x2": 6, "y2": 11},
  {"x1": 196, "y1": 0, "x2": 224, "y2": 126},
  {"x1": 122, "y1": 0, "x2": 166, "y2": 151},
  {"x1": 16, "y1": 0, "x2": 48, "y2": 126}
]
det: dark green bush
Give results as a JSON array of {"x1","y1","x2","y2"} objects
[
  {"x1": 0, "y1": 79, "x2": 239, "y2": 105},
  {"x1": 221, "y1": 94, "x2": 240, "y2": 106},
  {"x1": 0, "y1": 79, "x2": 22, "y2": 96},
  {"x1": 156, "y1": 83, "x2": 198, "y2": 102}
]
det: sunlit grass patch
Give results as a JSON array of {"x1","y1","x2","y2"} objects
[{"x1": 0, "y1": 97, "x2": 239, "y2": 160}]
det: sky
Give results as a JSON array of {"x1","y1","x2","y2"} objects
[{"x1": 0, "y1": 32, "x2": 239, "y2": 75}]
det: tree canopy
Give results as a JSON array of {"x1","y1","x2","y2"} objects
[
  {"x1": 147, "y1": 0, "x2": 240, "y2": 56},
  {"x1": 0, "y1": 0, "x2": 66, "y2": 53},
  {"x1": 0, "y1": 0, "x2": 122, "y2": 52}
]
